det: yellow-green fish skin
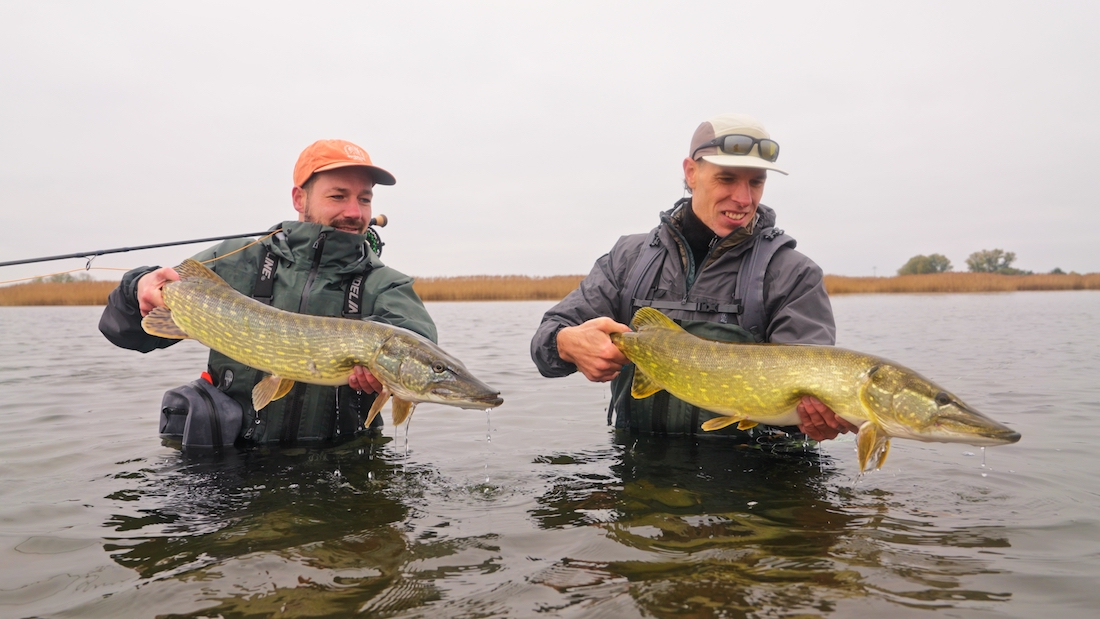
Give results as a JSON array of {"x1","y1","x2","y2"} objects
[
  {"x1": 610, "y1": 307, "x2": 1020, "y2": 470},
  {"x1": 146, "y1": 259, "x2": 503, "y2": 413}
]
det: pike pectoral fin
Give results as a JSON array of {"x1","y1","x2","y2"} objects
[
  {"x1": 364, "y1": 387, "x2": 390, "y2": 429},
  {"x1": 273, "y1": 378, "x2": 295, "y2": 400},
  {"x1": 252, "y1": 375, "x2": 295, "y2": 411},
  {"x1": 701, "y1": 416, "x2": 743, "y2": 431},
  {"x1": 737, "y1": 420, "x2": 759, "y2": 430},
  {"x1": 856, "y1": 423, "x2": 892, "y2": 473},
  {"x1": 141, "y1": 308, "x2": 189, "y2": 339},
  {"x1": 630, "y1": 368, "x2": 663, "y2": 399},
  {"x1": 391, "y1": 398, "x2": 416, "y2": 427}
]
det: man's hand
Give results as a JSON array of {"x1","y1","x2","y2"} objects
[
  {"x1": 797, "y1": 395, "x2": 860, "y2": 441},
  {"x1": 557, "y1": 318, "x2": 631, "y2": 382},
  {"x1": 136, "y1": 267, "x2": 180, "y2": 317},
  {"x1": 348, "y1": 366, "x2": 383, "y2": 394}
]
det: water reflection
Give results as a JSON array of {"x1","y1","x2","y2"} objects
[
  {"x1": 530, "y1": 432, "x2": 1014, "y2": 617},
  {"x1": 98, "y1": 437, "x2": 460, "y2": 617}
]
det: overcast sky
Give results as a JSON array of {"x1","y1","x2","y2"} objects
[{"x1": 2, "y1": 1, "x2": 1097, "y2": 284}]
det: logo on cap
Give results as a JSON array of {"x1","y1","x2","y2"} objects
[{"x1": 343, "y1": 145, "x2": 367, "y2": 162}]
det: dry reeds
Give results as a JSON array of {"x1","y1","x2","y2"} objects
[
  {"x1": 412, "y1": 275, "x2": 585, "y2": 302},
  {"x1": 3, "y1": 272, "x2": 1098, "y2": 306},
  {"x1": 0, "y1": 280, "x2": 118, "y2": 306},
  {"x1": 825, "y1": 272, "x2": 1100, "y2": 294}
]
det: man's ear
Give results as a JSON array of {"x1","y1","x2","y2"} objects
[
  {"x1": 291, "y1": 185, "x2": 307, "y2": 214},
  {"x1": 682, "y1": 157, "x2": 698, "y2": 191}
]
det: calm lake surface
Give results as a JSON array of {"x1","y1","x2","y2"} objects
[{"x1": 1, "y1": 292, "x2": 1098, "y2": 618}]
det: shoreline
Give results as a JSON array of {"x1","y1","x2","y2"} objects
[{"x1": 1, "y1": 272, "x2": 1098, "y2": 306}]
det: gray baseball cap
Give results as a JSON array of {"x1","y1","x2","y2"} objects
[{"x1": 688, "y1": 113, "x2": 788, "y2": 175}]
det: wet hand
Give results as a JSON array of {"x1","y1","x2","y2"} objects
[
  {"x1": 136, "y1": 267, "x2": 180, "y2": 317},
  {"x1": 349, "y1": 366, "x2": 382, "y2": 393},
  {"x1": 557, "y1": 317, "x2": 631, "y2": 383},
  {"x1": 797, "y1": 395, "x2": 860, "y2": 441}
]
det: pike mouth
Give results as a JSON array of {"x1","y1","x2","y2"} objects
[
  {"x1": 430, "y1": 388, "x2": 503, "y2": 409},
  {"x1": 468, "y1": 392, "x2": 504, "y2": 408}
]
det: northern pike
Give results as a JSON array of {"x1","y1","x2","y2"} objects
[
  {"x1": 610, "y1": 307, "x2": 1020, "y2": 472},
  {"x1": 141, "y1": 259, "x2": 503, "y2": 426}
]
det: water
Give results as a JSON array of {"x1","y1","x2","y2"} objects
[{"x1": 1, "y1": 292, "x2": 1098, "y2": 618}]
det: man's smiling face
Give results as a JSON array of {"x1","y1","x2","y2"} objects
[
  {"x1": 292, "y1": 167, "x2": 375, "y2": 234},
  {"x1": 683, "y1": 158, "x2": 766, "y2": 237}
]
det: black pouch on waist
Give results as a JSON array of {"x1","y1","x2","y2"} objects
[{"x1": 160, "y1": 379, "x2": 244, "y2": 448}]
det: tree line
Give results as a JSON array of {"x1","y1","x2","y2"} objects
[{"x1": 897, "y1": 249, "x2": 1064, "y2": 276}]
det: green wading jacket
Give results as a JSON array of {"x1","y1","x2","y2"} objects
[
  {"x1": 530, "y1": 202, "x2": 836, "y2": 438},
  {"x1": 99, "y1": 221, "x2": 437, "y2": 445}
]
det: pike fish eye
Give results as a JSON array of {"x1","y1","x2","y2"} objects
[
  {"x1": 935, "y1": 392, "x2": 951, "y2": 406},
  {"x1": 431, "y1": 361, "x2": 447, "y2": 373}
]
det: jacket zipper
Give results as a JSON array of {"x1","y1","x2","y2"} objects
[
  {"x1": 284, "y1": 232, "x2": 326, "y2": 443},
  {"x1": 299, "y1": 232, "x2": 327, "y2": 313}
]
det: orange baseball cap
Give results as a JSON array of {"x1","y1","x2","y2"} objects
[{"x1": 293, "y1": 139, "x2": 396, "y2": 187}]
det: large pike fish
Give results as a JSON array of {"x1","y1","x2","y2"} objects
[
  {"x1": 610, "y1": 307, "x2": 1020, "y2": 472},
  {"x1": 141, "y1": 259, "x2": 503, "y2": 426}
]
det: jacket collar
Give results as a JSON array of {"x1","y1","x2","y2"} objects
[
  {"x1": 661, "y1": 200, "x2": 779, "y2": 269},
  {"x1": 263, "y1": 221, "x2": 379, "y2": 276}
]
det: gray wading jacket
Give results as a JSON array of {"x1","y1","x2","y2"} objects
[
  {"x1": 99, "y1": 221, "x2": 437, "y2": 445},
  {"x1": 530, "y1": 202, "x2": 835, "y2": 436}
]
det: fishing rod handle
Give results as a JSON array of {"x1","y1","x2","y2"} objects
[{"x1": 369, "y1": 214, "x2": 388, "y2": 228}]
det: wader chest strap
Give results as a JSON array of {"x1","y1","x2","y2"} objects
[
  {"x1": 336, "y1": 258, "x2": 377, "y2": 437},
  {"x1": 253, "y1": 250, "x2": 278, "y2": 305},
  {"x1": 620, "y1": 229, "x2": 664, "y2": 324},
  {"x1": 342, "y1": 261, "x2": 374, "y2": 318},
  {"x1": 638, "y1": 299, "x2": 742, "y2": 314},
  {"x1": 734, "y1": 227, "x2": 796, "y2": 342}
]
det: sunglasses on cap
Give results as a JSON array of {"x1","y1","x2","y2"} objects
[{"x1": 692, "y1": 134, "x2": 780, "y2": 162}]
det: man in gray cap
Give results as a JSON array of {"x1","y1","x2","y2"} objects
[{"x1": 530, "y1": 113, "x2": 857, "y2": 441}]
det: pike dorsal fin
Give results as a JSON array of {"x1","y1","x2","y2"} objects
[
  {"x1": 141, "y1": 307, "x2": 189, "y2": 339},
  {"x1": 175, "y1": 258, "x2": 231, "y2": 286},
  {"x1": 630, "y1": 307, "x2": 683, "y2": 332},
  {"x1": 630, "y1": 367, "x2": 664, "y2": 399}
]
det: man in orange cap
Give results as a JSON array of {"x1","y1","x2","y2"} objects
[{"x1": 100, "y1": 139, "x2": 436, "y2": 446}]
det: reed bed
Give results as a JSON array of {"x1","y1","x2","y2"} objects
[
  {"x1": 825, "y1": 272, "x2": 1100, "y2": 294},
  {"x1": 3, "y1": 272, "x2": 1098, "y2": 306},
  {"x1": 412, "y1": 275, "x2": 586, "y2": 302},
  {"x1": 0, "y1": 280, "x2": 119, "y2": 306}
]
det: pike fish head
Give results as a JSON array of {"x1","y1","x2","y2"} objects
[
  {"x1": 372, "y1": 331, "x2": 503, "y2": 410},
  {"x1": 863, "y1": 363, "x2": 1021, "y2": 446}
]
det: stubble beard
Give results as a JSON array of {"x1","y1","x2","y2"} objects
[{"x1": 302, "y1": 203, "x2": 367, "y2": 234}]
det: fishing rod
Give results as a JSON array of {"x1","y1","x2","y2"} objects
[{"x1": 0, "y1": 215, "x2": 389, "y2": 269}]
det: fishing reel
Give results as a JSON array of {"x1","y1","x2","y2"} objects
[{"x1": 367, "y1": 214, "x2": 387, "y2": 257}]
